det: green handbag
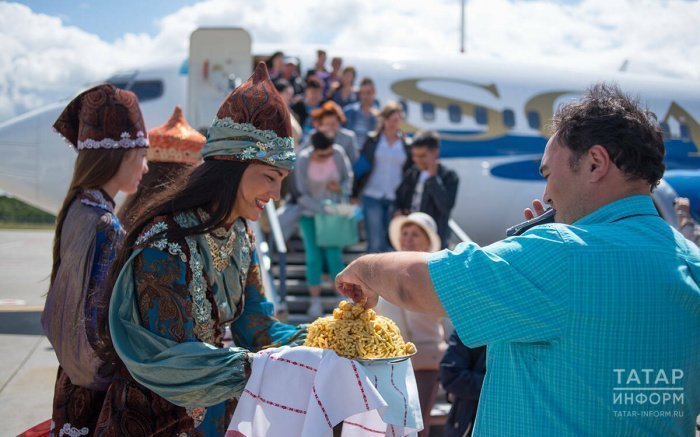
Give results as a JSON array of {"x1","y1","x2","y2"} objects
[{"x1": 314, "y1": 212, "x2": 358, "y2": 248}]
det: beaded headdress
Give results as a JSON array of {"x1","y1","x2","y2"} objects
[
  {"x1": 53, "y1": 83, "x2": 148, "y2": 151},
  {"x1": 147, "y1": 106, "x2": 205, "y2": 165},
  {"x1": 201, "y1": 62, "x2": 295, "y2": 170}
]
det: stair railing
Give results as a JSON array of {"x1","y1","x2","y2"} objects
[
  {"x1": 264, "y1": 201, "x2": 288, "y2": 311},
  {"x1": 448, "y1": 218, "x2": 473, "y2": 246}
]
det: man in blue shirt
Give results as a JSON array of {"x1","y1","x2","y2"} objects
[{"x1": 335, "y1": 83, "x2": 700, "y2": 436}]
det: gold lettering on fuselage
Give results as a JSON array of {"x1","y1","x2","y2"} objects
[
  {"x1": 662, "y1": 102, "x2": 700, "y2": 155},
  {"x1": 391, "y1": 78, "x2": 699, "y2": 157},
  {"x1": 523, "y1": 91, "x2": 578, "y2": 138},
  {"x1": 390, "y1": 78, "x2": 508, "y2": 141}
]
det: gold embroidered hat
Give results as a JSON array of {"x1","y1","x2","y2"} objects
[
  {"x1": 147, "y1": 106, "x2": 205, "y2": 165},
  {"x1": 201, "y1": 62, "x2": 295, "y2": 170},
  {"x1": 53, "y1": 83, "x2": 148, "y2": 151}
]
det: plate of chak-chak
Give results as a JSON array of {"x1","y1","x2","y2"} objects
[{"x1": 305, "y1": 300, "x2": 417, "y2": 366}]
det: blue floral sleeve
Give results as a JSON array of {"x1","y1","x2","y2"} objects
[
  {"x1": 231, "y1": 249, "x2": 307, "y2": 351},
  {"x1": 111, "y1": 245, "x2": 250, "y2": 409},
  {"x1": 85, "y1": 213, "x2": 124, "y2": 357}
]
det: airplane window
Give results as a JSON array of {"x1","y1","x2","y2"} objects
[
  {"x1": 680, "y1": 124, "x2": 691, "y2": 142},
  {"x1": 108, "y1": 80, "x2": 129, "y2": 90},
  {"x1": 475, "y1": 106, "x2": 488, "y2": 125},
  {"x1": 527, "y1": 111, "x2": 541, "y2": 129},
  {"x1": 400, "y1": 99, "x2": 409, "y2": 116},
  {"x1": 106, "y1": 72, "x2": 137, "y2": 90},
  {"x1": 448, "y1": 104, "x2": 461, "y2": 123},
  {"x1": 659, "y1": 122, "x2": 671, "y2": 140},
  {"x1": 422, "y1": 102, "x2": 435, "y2": 122},
  {"x1": 502, "y1": 109, "x2": 515, "y2": 128},
  {"x1": 129, "y1": 80, "x2": 164, "y2": 102}
]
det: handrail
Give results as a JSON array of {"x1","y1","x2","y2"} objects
[
  {"x1": 265, "y1": 201, "x2": 287, "y2": 254},
  {"x1": 264, "y1": 201, "x2": 288, "y2": 311},
  {"x1": 448, "y1": 218, "x2": 473, "y2": 244},
  {"x1": 249, "y1": 221, "x2": 278, "y2": 306}
]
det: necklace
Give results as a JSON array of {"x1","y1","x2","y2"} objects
[{"x1": 205, "y1": 229, "x2": 236, "y2": 272}]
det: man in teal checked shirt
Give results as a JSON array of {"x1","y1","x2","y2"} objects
[{"x1": 335, "y1": 83, "x2": 699, "y2": 436}]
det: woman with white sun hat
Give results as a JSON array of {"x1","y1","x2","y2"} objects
[{"x1": 377, "y1": 211, "x2": 446, "y2": 436}]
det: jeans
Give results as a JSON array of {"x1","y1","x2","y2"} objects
[
  {"x1": 362, "y1": 195, "x2": 393, "y2": 253},
  {"x1": 299, "y1": 216, "x2": 345, "y2": 286}
]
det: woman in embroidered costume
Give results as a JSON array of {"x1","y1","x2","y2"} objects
[
  {"x1": 40, "y1": 84, "x2": 149, "y2": 436},
  {"x1": 118, "y1": 105, "x2": 206, "y2": 230},
  {"x1": 96, "y1": 63, "x2": 306, "y2": 436}
]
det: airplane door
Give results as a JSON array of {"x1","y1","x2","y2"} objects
[{"x1": 187, "y1": 28, "x2": 252, "y2": 131}]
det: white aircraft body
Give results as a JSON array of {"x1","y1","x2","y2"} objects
[{"x1": 1, "y1": 29, "x2": 699, "y2": 245}]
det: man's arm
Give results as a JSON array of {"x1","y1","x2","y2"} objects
[{"x1": 335, "y1": 251, "x2": 447, "y2": 316}]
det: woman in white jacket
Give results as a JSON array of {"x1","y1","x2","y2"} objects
[{"x1": 376, "y1": 212, "x2": 447, "y2": 437}]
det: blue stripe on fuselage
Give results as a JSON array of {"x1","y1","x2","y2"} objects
[{"x1": 437, "y1": 130, "x2": 700, "y2": 180}]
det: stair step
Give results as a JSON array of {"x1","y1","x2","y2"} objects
[
  {"x1": 285, "y1": 295, "x2": 342, "y2": 314},
  {"x1": 274, "y1": 279, "x2": 337, "y2": 295},
  {"x1": 261, "y1": 231, "x2": 369, "y2": 321}
]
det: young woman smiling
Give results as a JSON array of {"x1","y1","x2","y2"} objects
[{"x1": 97, "y1": 64, "x2": 306, "y2": 436}]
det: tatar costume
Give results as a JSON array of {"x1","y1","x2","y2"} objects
[
  {"x1": 42, "y1": 83, "x2": 148, "y2": 436},
  {"x1": 98, "y1": 63, "x2": 303, "y2": 436}
]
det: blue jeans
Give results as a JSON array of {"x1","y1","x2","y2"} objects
[{"x1": 362, "y1": 195, "x2": 394, "y2": 253}]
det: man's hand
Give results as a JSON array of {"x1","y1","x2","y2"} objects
[
  {"x1": 675, "y1": 197, "x2": 691, "y2": 216},
  {"x1": 335, "y1": 257, "x2": 379, "y2": 309},
  {"x1": 427, "y1": 159, "x2": 439, "y2": 177},
  {"x1": 523, "y1": 199, "x2": 546, "y2": 220}
]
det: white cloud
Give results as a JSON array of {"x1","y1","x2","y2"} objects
[{"x1": 0, "y1": 0, "x2": 698, "y2": 122}]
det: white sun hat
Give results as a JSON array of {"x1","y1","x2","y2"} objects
[{"x1": 388, "y1": 212, "x2": 442, "y2": 253}]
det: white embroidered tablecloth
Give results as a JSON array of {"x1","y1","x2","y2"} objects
[{"x1": 226, "y1": 346, "x2": 422, "y2": 437}]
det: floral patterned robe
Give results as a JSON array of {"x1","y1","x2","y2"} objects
[
  {"x1": 96, "y1": 209, "x2": 305, "y2": 436},
  {"x1": 42, "y1": 189, "x2": 124, "y2": 437}
]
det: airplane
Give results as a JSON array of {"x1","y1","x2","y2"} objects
[{"x1": 0, "y1": 28, "x2": 698, "y2": 246}]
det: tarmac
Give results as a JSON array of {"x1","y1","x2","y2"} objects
[
  {"x1": 0, "y1": 229, "x2": 56, "y2": 435},
  {"x1": 0, "y1": 229, "x2": 451, "y2": 436}
]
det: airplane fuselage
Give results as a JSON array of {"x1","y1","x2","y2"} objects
[{"x1": 0, "y1": 49, "x2": 698, "y2": 245}]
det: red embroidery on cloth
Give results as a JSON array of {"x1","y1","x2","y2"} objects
[
  {"x1": 269, "y1": 355, "x2": 318, "y2": 372},
  {"x1": 350, "y1": 361, "x2": 370, "y2": 410},
  {"x1": 373, "y1": 375, "x2": 378, "y2": 389},
  {"x1": 390, "y1": 364, "x2": 408, "y2": 427},
  {"x1": 344, "y1": 420, "x2": 385, "y2": 435},
  {"x1": 243, "y1": 389, "x2": 306, "y2": 415},
  {"x1": 224, "y1": 431, "x2": 247, "y2": 437},
  {"x1": 312, "y1": 385, "x2": 333, "y2": 428},
  {"x1": 389, "y1": 424, "x2": 396, "y2": 437}
]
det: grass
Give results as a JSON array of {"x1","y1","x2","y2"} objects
[
  {"x1": 0, "y1": 222, "x2": 55, "y2": 230},
  {"x1": 0, "y1": 196, "x2": 55, "y2": 230}
]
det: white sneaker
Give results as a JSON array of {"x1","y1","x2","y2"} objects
[{"x1": 307, "y1": 298, "x2": 323, "y2": 319}]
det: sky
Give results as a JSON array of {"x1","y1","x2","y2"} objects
[{"x1": 1, "y1": 0, "x2": 699, "y2": 123}]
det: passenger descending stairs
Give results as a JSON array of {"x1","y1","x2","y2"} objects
[
  {"x1": 267, "y1": 234, "x2": 449, "y2": 435},
  {"x1": 270, "y1": 235, "x2": 366, "y2": 325}
]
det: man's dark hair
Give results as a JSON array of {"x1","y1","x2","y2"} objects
[
  {"x1": 411, "y1": 129, "x2": 440, "y2": 150},
  {"x1": 311, "y1": 131, "x2": 333, "y2": 150},
  {"x1": 306, "y1": 76, "x2": 323, "y2": 89},
  {"x1": 552, "y1": 82, "x2": 665, "y2": 187},
  {"x1": 273, "y1": 78, "x2": 291, "y2": 93},
  {"x1": 359, "y1": 77, "x2": 375, "y2": 88}
]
